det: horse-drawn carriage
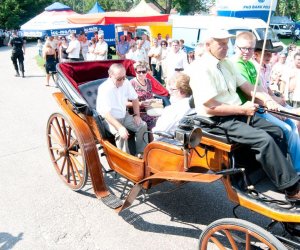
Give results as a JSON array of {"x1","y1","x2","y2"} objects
[{"x1": 47, "y1": 59, "x2": 300, "y2": 249}]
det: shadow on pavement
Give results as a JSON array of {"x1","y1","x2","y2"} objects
[{"x1": 0, "y1": 232, "x2": 23, "y2": 250}]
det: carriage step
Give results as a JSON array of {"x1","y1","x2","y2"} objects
[{"x1": 101, "y1": 194, "x2": 123, "y2": 209}]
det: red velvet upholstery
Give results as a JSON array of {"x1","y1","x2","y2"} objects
[{"x1": 58, "y1": 59, "x2": 169, "y2": 97}]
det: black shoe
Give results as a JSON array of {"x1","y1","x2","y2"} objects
[
  {"x1": 15, "y1": 72, "x2": 20, "y2": 77},
  {"x1": 285, "y1": 188, "x2": 300, "y2": 203},
  {"x1": 21, "y1": 72, "x2": 25, "y2": 78}
]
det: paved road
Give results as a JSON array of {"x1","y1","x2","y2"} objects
[{"x1": 0, "y1": 43, "x2": 267, "y2": 250}]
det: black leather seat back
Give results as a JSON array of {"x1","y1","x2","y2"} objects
[{"x1": 78, "y1": 78, "x2": 107, "y2": 110}]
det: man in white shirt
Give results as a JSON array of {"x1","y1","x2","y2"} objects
[
  {"x1": 96, "y1": 63, "x2": 148, "y2": 155},
  {"x1": 66, "y1": 32, "x2": 81, "y2": 61},
  {"x1": 188, "y1": 29, "x2": 300, "y2": 201},
  {"x1": 165, "y1": 40, "x2": 188, "y2": 81},
  {"x1": 94, "y1": 34, "x2": 108, "y2": 60}
]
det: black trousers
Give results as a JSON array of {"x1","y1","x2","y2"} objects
[
  {"x1": 11, "y1": 51, "x2": 24, "y2": 73},
  {"x1": 203, "y1": 114, "x2": 299, "y2": 190}
]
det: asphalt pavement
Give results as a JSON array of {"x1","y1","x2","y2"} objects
[{"x1": 0, "y1": 43, "x2": 268, "y2": 250}]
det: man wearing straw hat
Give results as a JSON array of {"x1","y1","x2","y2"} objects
[{"x1": 188, "y1": 29, "x2": 300, "y2": 202}]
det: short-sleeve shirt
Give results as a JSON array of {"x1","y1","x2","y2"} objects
[
  {"x1": 189, "y1": 53, "x2": 246, "y2": 117},
  {"x1": 9, "y1": 36, "x2": 24, "y2": 52},
  {"x1": 232, "y1": 58, "x2": 258, "y2": 104},
  {"x1": 96, "y1": 78, "x2": 138, "y2": 119}
]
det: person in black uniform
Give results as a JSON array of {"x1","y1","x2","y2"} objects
[{"x1": 8, "y1": 30, "x2": 25, "y2": 78}]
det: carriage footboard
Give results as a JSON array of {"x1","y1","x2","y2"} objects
[{"x1": 119, "y1": 171, "x2": 222, "y2": 212}]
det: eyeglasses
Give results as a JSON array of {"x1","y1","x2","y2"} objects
[
  {"x1": 237, "y1": 46, "x2": 254, "y2": 52},
  {"x1": 115, "y1": 76, "x2": 126, "y2": 81},
  {"x1": 136, "y1": 70, "x2": 147, "y2": 74}
]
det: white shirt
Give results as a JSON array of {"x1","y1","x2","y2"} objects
[
  {"x1": 66, "y1": 39, "x2": 81, "y2": 59},
  {"x1": 96, "y1": 78, "x2": 138, "y2": 119},
  {"x1": 142, "y1": 40, "x2": 150, "y2": 53},
  {"x1": 148, "y1": 46, "x2": 162, "y2": 65},
  {"x1": 188, "y1": 53, "x2": 245, "y2": 117},
  {"x1": 153, "y1": 98, "x2": 194, "y2": 136},
  {"x1": 95, "y1": 41, "x2": 108, "y2": 60},
  {"x1": 165, "y1": 50, "x2": 188, "y2": 78}
]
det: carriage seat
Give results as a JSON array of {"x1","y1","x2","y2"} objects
[{"x1": 78, "y1": 78, "x2": 107, "y2": 110}]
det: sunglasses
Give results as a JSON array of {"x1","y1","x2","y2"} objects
[
  {"x1": 136, "y1": 70, "x2": 147, "y2": 74},
  {"x1": 116, "y1": 76, "x2": 126, "y2": 81}
]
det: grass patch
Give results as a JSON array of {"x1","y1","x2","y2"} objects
[
  {"x1": 35, "y1": 55, "x2": 45, "y2": 68},
  {"x1": 279, "y1": 38, "x2": 300, "y2": 46}
]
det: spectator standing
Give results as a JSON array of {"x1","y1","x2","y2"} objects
[
  {"x1": 94, "y1": 34, "x2": 108, "y2": 60},
  {"x1": 157, "y1": 33, "x2": 163, "y2": 45},
  {"x1": 126, "y1": 33, "x2": 136, "y2": 47},
  {"x1": 8, "y1": 30, "x2": 25, "y2": 77},
  {"x1": 126, "y1": 43, "x2": 138, "y2": 61},
  {"x1": 66, "y1": 32, "x2": 81, "y2": 61},
  {"x1": 148, "y1": 38, "x2": 162, "y2": 83},
  {"x1": 133, "y1": 40, "x2": 148, "y2": 63},
  {"x1": 43, "y1": 42, "x2": 57, "y2": 86},
  {"x1": 37, "y1": 39, "x2": 43, "y2": 57},
  {"x1": 289, "y1": 52, "x2": 300, "y2": 108},
  {"x1": 165, "y1": 40, "x2": 188, "y2": 81},
  {"x1": 116, "y1": 35, "x2": 129, "y2": 59},
  {"x1": 179, "y1": 39, "x2": 187, "y2": 53},
  {"x1": 141, "y1": 34, "x2": 151, "y2": 54},
  {"x1": 80, "y1": 33, "x2": 89, "y2": 60},
  {"x1": 160, "y1": 40, "x2": 168, "y2": 84},
  {"x1": 87, "y1": 38, "x2": 97, "y2": 61},
  {"x1": 58, "y1": 36, "x2": 69, "y2": 62}
]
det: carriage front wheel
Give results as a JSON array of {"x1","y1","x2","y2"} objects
[
  {"x1": 47, "y1": 113, "x2": 88, "y2": 191},
  {"x1": 198, "y1": 218, "x2": 286, "y2": 250}
]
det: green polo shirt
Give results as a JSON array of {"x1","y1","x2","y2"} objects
[{"x1": 234, "y1": 58, "x2": 258, "y2": 104}]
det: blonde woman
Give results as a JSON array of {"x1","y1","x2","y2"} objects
[{"x1": 43, "y1": 42, "x2": 57, "y2": 86}]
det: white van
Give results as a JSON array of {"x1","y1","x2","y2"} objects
[
  {"x1": 170, "y1": 15, "x2": 283, "y2": 55},
  {"x1": 270, "y1": 24, "x2": 292, "y2": 37}
]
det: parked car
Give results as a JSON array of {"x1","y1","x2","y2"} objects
[{"x1": 270, "y1": 24, "x2": 292, "y2": 37}]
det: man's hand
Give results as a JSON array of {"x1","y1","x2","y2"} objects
[
  {"x1": 118, "y1": 126, "x2": 129, "y2": 140},
  {"x1": 241, "y1": 101, "x2": 259, "y2": 116},
  {"x1": 133, "y1": 115, "x2": 142, "y2": 126}
]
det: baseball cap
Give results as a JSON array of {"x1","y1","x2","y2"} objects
[{"x1": 208, "y1": 29, "x2": 235, "y2": 39}]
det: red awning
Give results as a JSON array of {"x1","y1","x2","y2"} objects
[{"x1": 67, "y1": 11, "x2": 169, "y2": 25}]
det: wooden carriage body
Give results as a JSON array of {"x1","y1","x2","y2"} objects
[{"x1": 47, "y1": 60, "x2": 300, "y2": 248}]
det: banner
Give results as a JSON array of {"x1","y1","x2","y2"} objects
[{"x1": 216, "y1": 0, "x2": 278, "y2": 21}]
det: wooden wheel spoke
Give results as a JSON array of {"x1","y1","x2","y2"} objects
[
  {"x1": 222, "y1": 229, "x2": 238, "y2": 250},
  {"x1": 69, "y1": 155, "x2": 82, "y2": 183},
  {"x1": 67, "y1": 126, "x2": 72, "y2": 147},
  {"x1": 48, "y1": 133, "x2": 63, "y2": 146},
  {"x1": 50, "y1": 124, "x2": 65, "y2": 145},
  {"x1": 68, "y1": 138, "x2": 78, "y2": 150},
  {"x1": 60, "y1": 156, "x2": 67, "y2": 175},
  {"x1": 62, "y1": 119, "x2": 67, "y2": 142},
  {"x1": 53, "y1": 154, "x2": 64, "y2": 163},
  {"x1": 68, "y1": 157, "x2": 77, "y2": 185},
  {"x1": 50, "y1": 146, "x2": 62, "y2": 151},
  {"x1": 69, "y1": 150, "x2": 81, "y2": 156},
  {"x1": 53, "y1": 117, "x2": 65, "y2": 143},
  {"x1": 209, "y1": 236, "x2": 227, "y2": 250}
]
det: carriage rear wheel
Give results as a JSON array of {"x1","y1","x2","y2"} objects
[
  {"x1": 198, "y1": 218, "x2": 286, "y2": 250},
  {"x1": 47, "y1": 113, "x2": 88, "y2": 191}
]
